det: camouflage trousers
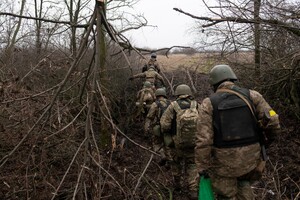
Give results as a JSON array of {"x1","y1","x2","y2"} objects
[
  {"x1": 170, "y1": 148, "x2": 198, "y2": 192},
  {"x1": 152, "y1": 135, "x2": 170, "y2": 159},
  {"x1": 210, "y1": 173, "x2": 255, "y2": 200}
]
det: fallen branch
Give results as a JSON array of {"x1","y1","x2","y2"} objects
[{"x1": 133, "y1": 153, "x2": 154, "y2": 195}]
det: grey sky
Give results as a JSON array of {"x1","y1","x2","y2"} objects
[{"x1": 124, "y1": 0, "x2": 205, "y2": 49}]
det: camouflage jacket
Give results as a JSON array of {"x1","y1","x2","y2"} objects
[
  {"x1": 195, "y1": 81, "x2": 281, "y2": 177},
  {"x1": 133, "y1": 68, "x2": 164, "y2": 85},
  {"x1": 147, "y1": 59, "x2": 161, "y2": 73},
  {"x1": 144, "y1": 97, "x2": 169, "y2": 132}
]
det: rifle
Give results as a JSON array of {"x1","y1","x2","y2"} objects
[{"x1": 259, "y1": 126, "x2": 268, "y2": 161}]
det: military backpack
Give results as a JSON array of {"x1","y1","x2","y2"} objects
[
  {"x1": 172, "y1": 99, "x2": 198, "y2": 149},
  {"x1": 141, "y1": 88, "x2": 154, "y2": 103}
]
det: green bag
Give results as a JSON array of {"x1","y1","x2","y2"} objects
[
  {"x1": 198, "y1": 176, "x2": 214, "y2": 200},
  {"x1": 164, "y1": 133, "x2": 174, "y2": 147},
  {"x1": 153, "y1": 124, "x2": 161, "y2": 137}
]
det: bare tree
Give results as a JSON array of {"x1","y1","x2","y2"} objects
[{"x1": 3, "y1": 0, "x2": 26, "y2": 63}]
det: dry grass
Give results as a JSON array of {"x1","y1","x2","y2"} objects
[
  {"x1": 157, "y1": 53, "x2": 224, "y2": 73},
  {"x1": 157, "y1": 52, "x2": 255, "y2": 74}
]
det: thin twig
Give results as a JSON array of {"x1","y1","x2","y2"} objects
[
  {"x1": 51, "y1": 137, "x2": 87, "y2": 200},
  {"x1": 186, "y1": 68, "x2": 197, "y2": 93},
  {"x1": 88, "y1": 153, "x2": 127, "y2": 197},
  {"x1": 72, "y1": 166, "x2": 85, "y2": 200},
  {"x1": 20, "y1": 51, "x2": 56, "y2": 82},
  {"x1": 133, "y1": 153, "x2": 154, "y2": 195},
  {"x1": 99, "y1": 107, "x2": 160, "y2": 156},
  {"x1": 44, "y1": 102, "x2": 87, "y2": 140}
]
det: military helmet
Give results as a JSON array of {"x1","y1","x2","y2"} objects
[
  {"x1": 151, "y1": 53, "x2": 157, "y2": 58},
  {"x1": 174, "y1": 84, "x2": 192, "y2": 96},
  {"x1": 209, "y1": 64, "x2": 237, "y2": 86},
  {"x1": 143, "y1": 81, "x2": 152, "y2": 88},
  {"x1": 155, "y1": 88, "x2": 167, "y2": 97}
]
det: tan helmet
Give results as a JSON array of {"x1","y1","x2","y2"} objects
[
  {"x1": 209, "y1": 64, "x2": 237, "y2": 86},
  {"x1": 155, "y1": 88, "x2": 167, "y2": 97},
  {"x1": 148, "y1": 65, "x2": 155, "y2": 71},
  {"x1": 174, "y1": 84, "x2": 192, "y2": 96}
]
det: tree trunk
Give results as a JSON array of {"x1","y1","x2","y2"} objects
[
  {"x1": 34, "y1": 0, "x2": 43, "y2": 56},
  {"x1": 254, "y1": 0, "x2": 261, "y2": 75},
  {"x1": 5, "y1": 0, "x2": 26, "y2": 63}
]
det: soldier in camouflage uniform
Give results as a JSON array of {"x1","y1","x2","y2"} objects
[
  {"x1": 195, "y1": 65, "x2": 281, "y2": 200},
  {"x1": 160, "y1": 84, "x2": 200, "y2": 200},
  {"x1": 144, "y1": 88, "x2": 171, "y2": 164},
  {"x1": 142, "y1": 53, "x2": 161, "y2": 73},
  {"x1": 130, "y1": 66, "x2": 164, "y2": 88},
  {"x1": 135, "y1": 81, "x2": 156, "y2": 116}
]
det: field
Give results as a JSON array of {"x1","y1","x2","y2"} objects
[
  {"x1": 156, "y1": 52, "x2": 254, "y2": 73},
  {"x1": 156, "y1": 53, "x2": 212, "y2": 73}
]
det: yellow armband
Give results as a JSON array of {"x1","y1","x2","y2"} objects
[{"x1": 269, "y1": 110, "x2": 276, "y2": 117}]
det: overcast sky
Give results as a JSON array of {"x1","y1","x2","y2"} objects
[{"x1": 124, "y1": 0, "x2": 205, "y2": 49}]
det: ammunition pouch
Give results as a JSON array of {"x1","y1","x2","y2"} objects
[
  {"x1": 153, "y1": 124, "x2": 161, "y2": 137},
  {"x1": 164, "y1": 133, "x2": 174, "y2": 147}
]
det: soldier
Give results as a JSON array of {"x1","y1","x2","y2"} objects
[
  {"x1": 160, "y1": 84, "x2": 200, "y2": 200},
  {"x1": 144, "y1": 88, "x2": 171, "y2": 164},
  {"x1": 195, "y1": 64, "x2": 281, "y2": 199},
  {"x1": 142, "y1": 53, "x2": 161, "y2": 73},
  {"x1": 135, "y1": 81, "x2": 156, "y2": 116},
  {"x1": 129, "y1": 66, "x2": 165, "y2": 88}
]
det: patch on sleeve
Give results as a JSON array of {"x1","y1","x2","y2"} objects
[{"x1": 269, "y1": 110, "x2": 276, "y2": 117}]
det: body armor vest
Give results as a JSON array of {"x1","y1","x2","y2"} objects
[{"x1": 210, "y1": 86, "x2": 260, "y2": 148}]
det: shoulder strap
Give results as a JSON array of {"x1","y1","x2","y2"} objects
[
  {"x1": 156, "y1": 100, "x2": 169, "y2": 110},
  {"x1": 217, "y1": 88, "x2": 256, "y2": 120},
  {"x1": 190, "y1": 100, "x2": 197, "y2": 109},
  {"x1": 173, "y1": 101, "x2": 181, "y2": 113}
]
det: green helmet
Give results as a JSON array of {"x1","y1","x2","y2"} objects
[
  {"x1": 143, "y1": 81, "x2": 152, "y2": 88},
  {"x1": 155, "y1": 88, "x2": 167, "y2": 97},
  {"x1": 209, "y1": 64, "x2": 237, "y2": 86},
  {"x1": 174, "y1": 84, "x2": 192, "y2": 96}
]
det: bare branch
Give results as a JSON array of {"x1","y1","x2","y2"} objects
[{"x1": 173, "y1": 8, "x2": 300, "y2": 36}]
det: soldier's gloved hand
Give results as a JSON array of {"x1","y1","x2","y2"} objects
[
  {"x1": 129, "y1": 77, "x2": 134, "y2": 81},
  {"x1": 199, "y1": 170, "x2": 209, "y2": 178}
]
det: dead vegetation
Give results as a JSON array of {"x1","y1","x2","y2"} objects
[{"x1": 0, "y1": 49, "x2": 299, "y2": 199}]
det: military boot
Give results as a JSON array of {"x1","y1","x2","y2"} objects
[
  {"x1": 188, "y1": 190, "x2": 198, "y2": 200},
  {"x1": 173, "y1": 175, "x2": 181, "y2": 191}
]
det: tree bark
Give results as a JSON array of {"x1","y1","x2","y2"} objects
[
  {"x1": 34, "y1": 0, "x2": 43, "y2": 56},
  {"x1": 254, "y1": 0, "x2": 261, "y2": 75}
]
